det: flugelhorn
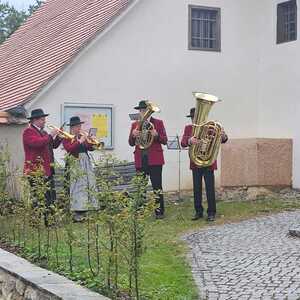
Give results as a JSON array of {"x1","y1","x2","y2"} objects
[
  {"x1": 135, "y1": 101, "x2": 160, "y2": 150},
  {"x1": 47, "y1": 124, "x2": 75, "y2": 140},
  {"x1": 80, "y1": 130, "x2": 104, "y2": 150}
]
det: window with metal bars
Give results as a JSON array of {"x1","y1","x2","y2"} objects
[
  {"x1": 188, "y1": 5, "x2": 221, "y2": 51},
  {"x1": 277, "y1": 0, "x2": 297, "y2": 44}
]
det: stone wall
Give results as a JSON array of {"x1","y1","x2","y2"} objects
[
  {"x1": 221, "y1": 138, "x2": 293, "y2": 187},
  {"x1": 0, "y1": 269, "x2": 60, "y2": 300},
  {"x1": 0, "y1": 248, "x2": 109, "y2": 300},
  {"x1": 167, "y1": 186, "x2": 300, "y2": 203}
]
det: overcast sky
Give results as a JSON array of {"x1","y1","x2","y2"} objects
[{"x1": 6, "y1": 0, "x2": 37, "y2": 10}]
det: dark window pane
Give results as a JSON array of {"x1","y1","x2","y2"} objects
[
  {"x1": 290, "y1": 31, "x2": 296, "y2": 40},
  {"x1": 192, "y1": 19, "x2": 199, "y2": 37},
  {"x1": 290, "y1": 22, "x2": 296, "y2": 31},
  {"x1": 191, "y1": 9, "x2": 199, "y2": 18},
  {"x1": 210, "y1": 11, "x2": 217, "y2": 20}
]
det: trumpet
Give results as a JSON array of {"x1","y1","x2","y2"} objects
[
  {"x1": 47, "y1": 124, "x2": 75, "y2": 140},
  {"x1": 80, "y1": 130, "x2": 104, "y2": 150}
]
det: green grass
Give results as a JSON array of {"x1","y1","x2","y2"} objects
[{"x1": 1, "y1": 197, "x2": 300, "y2": 299}]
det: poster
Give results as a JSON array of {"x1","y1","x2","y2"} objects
[{"x1": 63, "y1": 103, "x2": 113, "y2": 149}]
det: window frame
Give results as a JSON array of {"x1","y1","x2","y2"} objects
[
  {"x1": 188, "y1": 5, "x2": 221, "y2": 52},
  {"x1": 277, "y1": 0, "x2": 297, "y2": 44}
]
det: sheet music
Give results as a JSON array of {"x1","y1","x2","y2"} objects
[
  {"x1": 129, "y1": 113, "x2": 140, "y2": 121},
  {"x1": 167, "y1": 136, "x2": 181, "y2": 150}
]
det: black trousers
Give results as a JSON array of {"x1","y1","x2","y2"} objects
[
  {"x1": 29, "y1": 175, "x2": 56, "y2": 206},
  {"x1": 45, "y1": 175, "x2": 56, "y2": 206},
  {"x1": 29, "y1": 175, "x2": 56, "y2": 225},
  {"x1": 192, "y1": 168, "x2": 216, "y2": 216},
  {"x1": 138, "y1": 165, "x2": 164, "y2": 214}
]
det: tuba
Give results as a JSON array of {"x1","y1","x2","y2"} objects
[
  {"x1": 189, "y1": 92, "x2": 223, "y2": 167},
  {"x1": 135, "y1": 101, "x2": 160, "y2": 150}
]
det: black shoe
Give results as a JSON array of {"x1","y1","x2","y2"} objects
[
  {"x1": 155, "y1": 208, "x2": 164, "y2": 219},
  {"x1": 155, "y1": 213, "x2": 164, "y2": 220},
  {"x1": 73, "y1": 212, "x2": 87, "y2": 223},
  {"x1": 207, "y1": 215, "x2": 215, "y2": 222},
  {"x1": 191, "y1": 213, "x2": 203, "y2": 221}
]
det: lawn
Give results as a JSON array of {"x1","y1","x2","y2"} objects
[{"x1": 1, "y1": 196, "x2": 300, "y2": 299}]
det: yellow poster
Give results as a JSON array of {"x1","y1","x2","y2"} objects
[{"x1": 91, "y1": 114, "x2": 108, "y2": 138}]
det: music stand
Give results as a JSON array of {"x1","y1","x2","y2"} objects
[
  {"x1": 129, "y1": 113, "x2": 140, "y2": 121},
  {"x1": 167, "y1": 135, "x2": 183, "y2": 202}
]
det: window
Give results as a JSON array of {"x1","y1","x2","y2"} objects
[
  {"x1": 188, "y1": 5, "x2": 221, "y2": 51},
  {"x1": 277, "y1": 0, "x2": 297, "y2": 44}
]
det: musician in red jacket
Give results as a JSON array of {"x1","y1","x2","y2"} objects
[
  {"x1": 128, "y1": 100, "x2": 168, "y2": 219},
  {"x1": 23, "y1": 108, "x2": 61, "y2": 214},
  {"x1": 181, "y1": 108, "x2": 228, "y2": 222}
]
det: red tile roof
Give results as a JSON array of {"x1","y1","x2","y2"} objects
[{"x1": 0, "y1": 0, "x2": 133, "y2": 111}]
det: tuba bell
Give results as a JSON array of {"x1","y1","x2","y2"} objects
[
  {"x1": 189, "y1": 92, "x2": 223, "y2": 167},
  {"x1": 135, "y1": 101, "x2": 160, "y2": 150}
]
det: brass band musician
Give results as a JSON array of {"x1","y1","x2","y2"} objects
[
  {"x1": 128, "y1": 100, "x2": 168, "y2": 219},
  {"x1": 181, "y1": 107, "x2": 228, "y2": 222}
]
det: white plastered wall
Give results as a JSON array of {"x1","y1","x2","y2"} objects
[{"x1": 26, "y1": 0, "x2": 263, "y2": 191}]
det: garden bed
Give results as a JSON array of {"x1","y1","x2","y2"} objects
[{"x1": 1, "y1": 197, "x2": 300, "y2": 299}]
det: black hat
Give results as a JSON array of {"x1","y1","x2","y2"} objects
[
  {"x1": 27, "y1": 108, "x2": 49, "y2": 120},
  {"x1": 134, "y1": 100, "x2": 148, "y2": 110},
  {"x1": 186, "y1": 108, "x2": 195, "y2": 118},
  {"x1": 67, "y1": 116, "x2": 85, "y2": 127}
]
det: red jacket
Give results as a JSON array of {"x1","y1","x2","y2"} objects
[
  {"x1": 180, "y1": 124, "x2": 228, "y2": 170},
  {"x1": 62, "y1": 138, "x2": 95, "y2": 158},
  {"x1": 23, "y1": 125, "x2": 61, "y2": 177},
  {"x1": 129, "y1": 117, "x2": 168, "y2": 169}
]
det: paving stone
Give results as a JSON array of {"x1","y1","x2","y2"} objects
[
  {"x1": 289, "y1": 224, "x2": 300, "y2": 238},
  {"x1": 183, "y1": 211, "x2": 300, "y2": 300}
]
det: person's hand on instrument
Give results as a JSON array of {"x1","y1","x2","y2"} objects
[
  {"x1": 151, "y1": 128, "x2": 158, "y2": 137},
  {"x1": 132, "y1": 128, "x2": 141, "y2": 138},
  {"x1": 50, "y1": 128, "x2": 59, "y2": 137},
  {"x1": 79, "y1": 134, "x2": 86, "y2": 143},
  {"x1": 189, "y1": 136, "x2": 201, "y2": 145},
  {"x1": 221, "y1": 127, "x2": 228, "y2": 143}
]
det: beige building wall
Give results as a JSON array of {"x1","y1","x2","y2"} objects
[
  {"x1": 0, "y1": 124, "x2": 27, "y2": 198},
  {"x1": 0, "y1": 125, "x2": 26, "y2": 170}
]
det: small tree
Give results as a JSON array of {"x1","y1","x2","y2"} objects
[
  {"x1": 0, "y1": 0, "x2": 44, "y2": 44},
  {"x1": 0, "y1": 143, "x2": 12, "y2": 215}
]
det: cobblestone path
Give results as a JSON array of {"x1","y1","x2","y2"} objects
[{"x1": 184, "y1": 211, "x2": 300, "y2": 300}]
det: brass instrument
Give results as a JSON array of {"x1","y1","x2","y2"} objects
[
  {"x1": 80, "y1": 130, "x2": 104, "y2": 150},
  {"x1": 189, "y1": 92, "x2": 223, "y2": 167},
  {"x1": 135, "y1": 101, "x2": 160, "y2": 150},
  {"x1": 47, "y1": 124, "x2": 75, "y2": 140}
]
